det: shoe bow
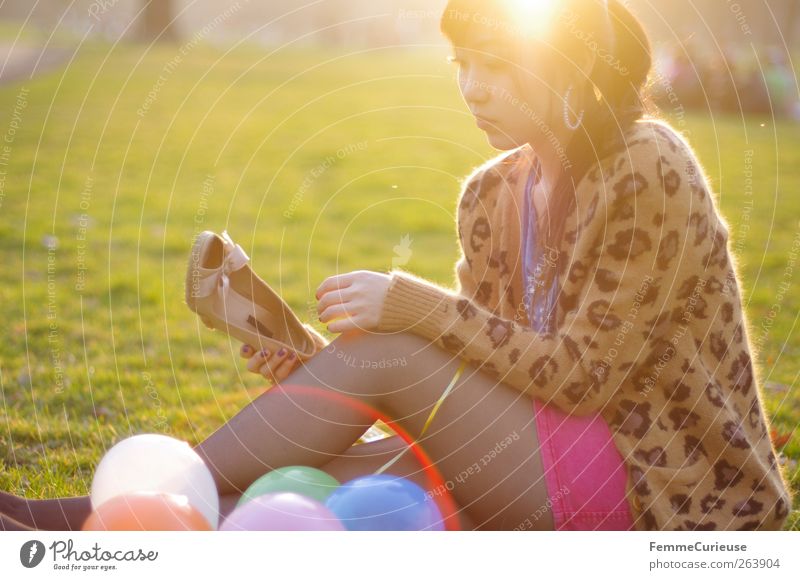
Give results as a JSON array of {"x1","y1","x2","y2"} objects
[
  {"x1": 193, "y1": 231, "x2": 250, "y2": 299},
  {"x1": 217, "y1": 230, "x2": 250, "y2": 297}
]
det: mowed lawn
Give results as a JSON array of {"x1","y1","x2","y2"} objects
[{"x1": 0, "y1": 42, "x2": 797, "y2": 529}]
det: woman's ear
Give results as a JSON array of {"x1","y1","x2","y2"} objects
[
  {"x1": 550, "y1": 46, "x2": 596, "y2": 103},
  {"x1": 558, "y1": 50, "x2": 596, "y2": 111},
  {"x1": 574, "y1": 49, "x2": 597, "y2": 84}
]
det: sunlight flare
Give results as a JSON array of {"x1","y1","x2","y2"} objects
[{"x1": 502, "y1": 0, "x2": 562, "y2": 40}]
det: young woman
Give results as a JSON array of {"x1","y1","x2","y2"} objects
[{"x1": 2, "y1": 0, "x2": 791, "y2": 531}]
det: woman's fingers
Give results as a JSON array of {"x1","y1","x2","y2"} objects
[
  {"x1": 326, "y1": 313, "x2": 363, "y2": 334},
  {"x1": 261, "y1": 351, "x2": 298, "y2": 383},
  {"x1": 240, "y1": 344, "x2": 256, "y2": 359},
  {"x1": 246, "y1": 349, "x2": 269, "y2": 374},
  {"x1": 245, "y1": 347, "x2": 299, "y2": 382},
  {"x1": 316, "y1": 288, "x2": 353, "y2": 316},
  {"x1": 316, "y1": 273, "x2": 358, "y2": 301},
  {"x1": 319, "y1": 302, "x2": 355, "y2": 324}
]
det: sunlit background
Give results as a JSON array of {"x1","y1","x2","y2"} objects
[{"x1": 0, "y1": 1, "x2": 798, "y2": 529}]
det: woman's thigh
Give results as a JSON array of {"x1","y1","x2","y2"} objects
[
  {"x1": 218, "y1": 436, "x2": 479, "y2": 530},
  {"x1": 318, "y1": 435, "x2": 479, "y2": 530},
  {"x1": 365, "y1": 332, "x2": 553, "y2": 530}
]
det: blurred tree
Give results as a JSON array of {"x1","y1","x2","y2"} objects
[{"x1": 140, "y1": 0, "x2": 179, "y2": 42}]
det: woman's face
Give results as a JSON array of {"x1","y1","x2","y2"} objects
[{"x1": 451, "y1": 29, "x2": 552, "y2": 150}]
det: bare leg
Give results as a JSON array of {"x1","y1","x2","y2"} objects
[
  {"x1": 1, "y1": 511, "x2": 33, "y2": 531},
  {"x1": 317, "y1": 435, "x2": 480, "y2": 530},
  {"x1": 7, "y1": 329, "x2": 553, "y2": 531},
  {"x1": 217, "y1": 436, "x2": 478, "y2": 530},
  {"x1": 0, "y1": 491, "x2": 90, "y2": 531},
  {"x1": 194, "y1": 330, "x2": 387, "y2": 495},
  {"x1": 195, "y1": 329, "x2": 553, "y2": 530},
  {"x1": 1, "y1": 438, "x2": 452, "y2": 531}
]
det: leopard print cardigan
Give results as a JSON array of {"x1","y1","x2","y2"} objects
[{"x1": 376, "y1": 119, "x2": 792, "y2": 530}]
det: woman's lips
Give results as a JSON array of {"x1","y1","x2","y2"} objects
[{"x1": 475, "y1": 116, "x2": 497, "y2": 130}]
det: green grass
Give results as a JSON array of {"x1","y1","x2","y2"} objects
[{"x1": 0, "y1": 41, "x2": 797, "y2": 529}]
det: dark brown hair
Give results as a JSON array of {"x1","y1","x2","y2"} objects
[{"x1": 441, "y1": 0, "x2": 656, "y2": 312}]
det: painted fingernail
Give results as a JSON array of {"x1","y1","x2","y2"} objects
[
  {"x1": 241, "y1": 345, "x2": 252, "y2": 355},
  {"x1": 260, "y1": 349, "x2": 270, "y2": 358},
  {"x1": 288, "y1": 352, "x2": 296, "y2": 360},
  {"x1": 278, "y1": 348, "x2": 287, "y2": 357}
]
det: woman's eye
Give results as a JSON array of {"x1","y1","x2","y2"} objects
[{"x1": 484, "y1": 57, "x2": 508, "y2": 72}]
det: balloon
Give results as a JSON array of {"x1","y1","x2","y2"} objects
[
  {"x1": 222, "y1": 492, "x2": 345, "y2": 531},
  {"x1": 90, "y1": 434, "x2": 219, "y2": 529},
  {"x1": 237, "y1": 466, "x2": 340, "y2": 507},
  {"x1": 325, "y1": 474, "x2": 444, "y2": 531},
  {"x1": 82, "y1": 493, "x2": 212, "y2": 531}
]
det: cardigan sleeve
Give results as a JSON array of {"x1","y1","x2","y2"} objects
[
  {"x1": 454, "y1": 254, "x2": 474, "y2": 298},
  {"x1": 453, "y1": 197, "x2": 481, "y2": 300},
  {"x1": 376, "y1": 131, "x2": 705, "y2": 416}
]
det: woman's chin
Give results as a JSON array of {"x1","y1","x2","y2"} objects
[{"x1": 485, "y1": 133, "x2": 521, "y2": 151}]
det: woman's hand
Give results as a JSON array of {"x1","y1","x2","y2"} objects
[
  {"x1": 315, "y1": 270, "x2": 393, "y2": 334},
  {"x1": 240, "y1": 343, "x2": 300, "y2": 385}
]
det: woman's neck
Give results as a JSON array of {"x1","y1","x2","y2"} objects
[
  {"x1": 526, "y1": 146, "x2": 564, "y2": 206},
  {"x1": 541, "y1": 125, "x2": 575, "y2": 183}
]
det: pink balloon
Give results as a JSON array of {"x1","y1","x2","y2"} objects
[{"x1": 221, "y1": 492, "x2": 345, "y2": 531}]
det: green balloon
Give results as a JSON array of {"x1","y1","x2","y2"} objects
[{"x1": 237, "y1": 466, "x2": 340, "y2": 507}]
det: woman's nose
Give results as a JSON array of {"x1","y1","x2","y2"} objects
[{"x1": 461, "y1": 71, "x2": 490, "y2": 105}]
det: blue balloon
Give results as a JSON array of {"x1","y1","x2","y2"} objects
[{"x1": 324, "y1": 474, "x2": 444, "y2": 531}]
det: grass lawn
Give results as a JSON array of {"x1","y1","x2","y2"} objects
[{"x1": 0, "y1": 41, "x2": 797, "y2": 529}]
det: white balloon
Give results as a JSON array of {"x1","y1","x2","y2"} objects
[{"x1": 90, "y1": 434, "x2": 219, "y2": 529}]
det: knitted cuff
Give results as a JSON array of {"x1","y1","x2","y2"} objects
[{"x1": 376, "y1": 271, "x2": 453, "y2": 339}]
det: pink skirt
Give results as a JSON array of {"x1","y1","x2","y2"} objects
[{"x1": 533, "y1": 399, "x2": 634, "y2": 530}]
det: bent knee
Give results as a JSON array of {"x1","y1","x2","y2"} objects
[{"x1": 331, "y1": 329, "x2": 434, "y2": 362}]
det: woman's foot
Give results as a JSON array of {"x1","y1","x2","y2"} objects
[
  {"x1": 0, "y1": 491, "x2": 91, "y2": 530},
  {"x1": 0, "y1": 490, "x2": 22, "y2": 513},
  {"x1": 1, "y1": 512, "x2": 34, "y2": 531}
]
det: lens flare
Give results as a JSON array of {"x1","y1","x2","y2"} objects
[
  {"x1": 265, "y1": 383, "x2": 464, "y2": 531},
  {"x1": 502, "y1": 0, "x2": 562, "y2": 40},
  {"x1": 481, "y1": 0, "x2": 609, "y2": 42}
]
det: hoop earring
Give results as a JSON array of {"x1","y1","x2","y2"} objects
[{"x1": 563, "y1": 84, "x2": 585, "y2": 131}]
